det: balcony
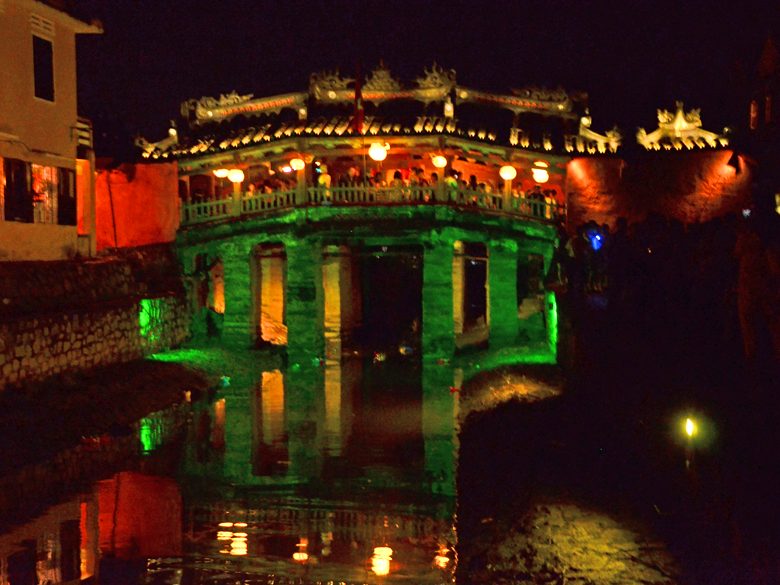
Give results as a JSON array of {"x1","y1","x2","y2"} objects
[{"x1": 180, "y1": 183, "x2": 564, "y2": 227}]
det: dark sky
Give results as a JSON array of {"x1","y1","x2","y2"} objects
[{"x1": 74, "y1": 0, "x2": 780, "y2": 141}]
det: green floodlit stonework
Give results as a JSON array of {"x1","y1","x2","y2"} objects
[
  {"x1": 177, "y1": 203, "x2": 556, "y2": 249},
  {"x1": 139, "y1": 418, "x2": 154, "y2": 453},
  {"x1": 176, "y1": 200, "x2": 559, "y2": 366},
  {"x1": 546, "y1": 290, "x2": 558, "y2": 357},
  {"x1": 139, "y1": 298, "x2": 164, "y2": 342},
  {"x1": 149, "y1": 348, "x2": 215, "y2": 364}
]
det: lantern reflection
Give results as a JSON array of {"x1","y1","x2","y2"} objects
[
  {"x1": 434, "y1": 545, "x2": 449, "y2": 568},
  {"x1": 293, "y1": 538, "x2": 309, "y2": 562},
  {"x1": 371, "y1": 546, "x2": 393, "y2": 576}
]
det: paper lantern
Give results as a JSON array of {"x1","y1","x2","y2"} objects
[
  {"x1": 368, "y1": 142, "x2": 388, "y2": 161},
  {"x1": 227, "y1": 169, "x2": 245, "y2": 184},
  {"x1": 499, "y1": 165, "x2": 517, "y2": 181}
]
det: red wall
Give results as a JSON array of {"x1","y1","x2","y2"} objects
[
  {"x1": 96, "y1": 163, "x2": 179, "y2": 251},
  {"x1": 566, "y1": 150, "x2": 753, "y2": 230},
  {"x1": 98, "y1": 472, "x2": 182, "y2": 559}
]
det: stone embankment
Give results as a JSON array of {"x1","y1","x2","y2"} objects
[{"x1": 0, "y1": 244, "x2": 190, "y2": 392}]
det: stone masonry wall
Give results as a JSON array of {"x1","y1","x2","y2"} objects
[{"x1": 0, "y1": 244, "x2": 190, "y2": 392}]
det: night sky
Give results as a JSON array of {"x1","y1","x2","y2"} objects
[{"x1": 74, "y1": 0, "x2": 780, "y2": 143}]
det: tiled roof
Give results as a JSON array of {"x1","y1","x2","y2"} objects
[{"x1": 138, "y1": 65, "x2": 622, "y2": 160}]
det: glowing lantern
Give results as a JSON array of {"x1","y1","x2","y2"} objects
[
  {"x1": 434, "y1": 554, "x2": 449, "y2": 568},
  {"x1": 290, "y1": 158, "x2": 305, "y2": 171},
  {"x1": 499, "y1": 165, "x2": 517, "y2": 181},
  {"x1": 368, "y1": 142, "x2": 389, "y2": 162},
  {"x1": 213, "y1": 169, "x2": 229, "y2": 178},
  {"x1": 431, "y1": 155, "x2": 447, "y2": 168},
  {"x1": 281, "y1": 166, "x2": 293, "y2": 173},
  {"x1": 532, "y1": 168, "x2": 549, "y2": 183},
  {"x1": 532, "y1": 160, "x2": 550, "y2": 184},
  {"x1": 686, "y1": 418, "x2": 694, "y2": 436},
  {"x1": 227, "y1": 169, "x2": 245, "y2": 184}
]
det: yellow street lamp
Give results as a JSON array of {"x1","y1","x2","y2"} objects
[
  {"x1": 685, "y1": 417, "x2": 695, "y2": 470},
  {"x1": 290, "y1": 158, "x2": 305, "y2": 171},
  {"x1": 213, "y1": 169, "x2": 229, "y2": 178}
]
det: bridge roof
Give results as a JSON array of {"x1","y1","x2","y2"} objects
[{"x1": 138, "y1": 65, "x2": 621, "y2": 162}]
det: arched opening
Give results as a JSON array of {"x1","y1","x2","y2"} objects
[
  {"x1": 252, "y1": 244, "x2": 287, "y2": 346},
  {"x1": 353, "y1": 245, "x2": 423, "y2": 356}
]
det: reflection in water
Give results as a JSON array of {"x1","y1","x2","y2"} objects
[
  {"x1": 0, "y1": 351, "x2": 459, "y2": 585},
  {"x1": 97, "y1": 473, "x2": 182, "y2": 560},
  {"x1": 173, "y1": 354, "x2": 457, "y2": 583},
  {"x1": 0, "y1": 498, "x2": 98, "y2": 585}
]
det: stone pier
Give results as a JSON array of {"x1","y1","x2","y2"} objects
[
  {"x1": 488, "y1": 240, "x2": 519, "y2": 347},
  {"x1": 221, "y1": 241, "x2": 253, "y2": 347},
  {"x1": 284, "y1": 239, "x2": 325, "y2": 365},
  {"x1": 422, "y1": 239, "x2": 456, "y2": 361}
]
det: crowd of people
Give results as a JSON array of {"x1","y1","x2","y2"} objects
[
  {"x1": 554, "y1": 208, "x2": 780, "y2": 387},
  {"x1": 185, "y1": 162, "x2": 561, "y2": 217}
]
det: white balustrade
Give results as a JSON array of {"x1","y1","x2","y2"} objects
[{"x1": 180, "y1": 184, "x2": 562, "y2": 226}]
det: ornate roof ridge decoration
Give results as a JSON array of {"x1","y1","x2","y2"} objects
[
  {"x1": 182, "y1": 92, "x2": 308, "y2": 126},
  {"x1": 363, "y1": 61, "x2": 402, "y2": 94},
  {"x1": 564, "y1": 114, "x2": 621, "y2": 154},
  {"x1": 415, "y1": 63, "x2": 456, "y2": 105},
  {"x1": 415, "y1": 63, "x2": 456, "y2": 90},
  {"x1": 310, "y1": 70, "x2": 354, "y2": 101},
  {"x1": 456, "y1": 86, "x2": 577, "y2": 118},
  {"x1": 637, "y1": 101, "x2": 728, "y2": 150},
  {"x1": 136, "y1": 132, "x2": 178, "y2": 158},
  {"x1": 311, "y1": 64, "x2": 454, "y2": 105},
  {"x1": 511, "y1": 86, "x2": 569, "y2": 103}
]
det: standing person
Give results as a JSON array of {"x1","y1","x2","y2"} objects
[
  {"x1": 429, "y1": 172, "x2": 439, "y2": 203},
  {"x1": 390, "y1": 170, "x2": 404, "y2": 202},
  {"x1": 444, "y1": 171, "x2": 458, "y2": 203},
  {"x1": 318, "y1": 164, "x2": 332, "y2": 203}
]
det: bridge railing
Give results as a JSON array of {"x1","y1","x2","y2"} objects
[
  {"x1": 242, "y1": 188, "x2": 296, "y2": 213},
  {"x1": 180, "y1": 198, "x2": 233, "y2": 225},
  {"x1": 180, "y1": 184, "x2": 563, "y2": 226}
]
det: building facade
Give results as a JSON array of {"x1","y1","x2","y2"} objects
[{"x1": 0, "y1": 0, "x2": 101, "y2": 261}]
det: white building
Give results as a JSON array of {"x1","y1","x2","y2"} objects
[{"x1": 0, "y1": 0, "x2": 101, "y2": 260}]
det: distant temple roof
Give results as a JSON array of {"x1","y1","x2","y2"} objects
[
  {"x1": 138, "y1": 64, "x2": 623, "y2": 160},
  {"x1": 636, "y1": 102, "x2": 729, "y2": 151}
]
